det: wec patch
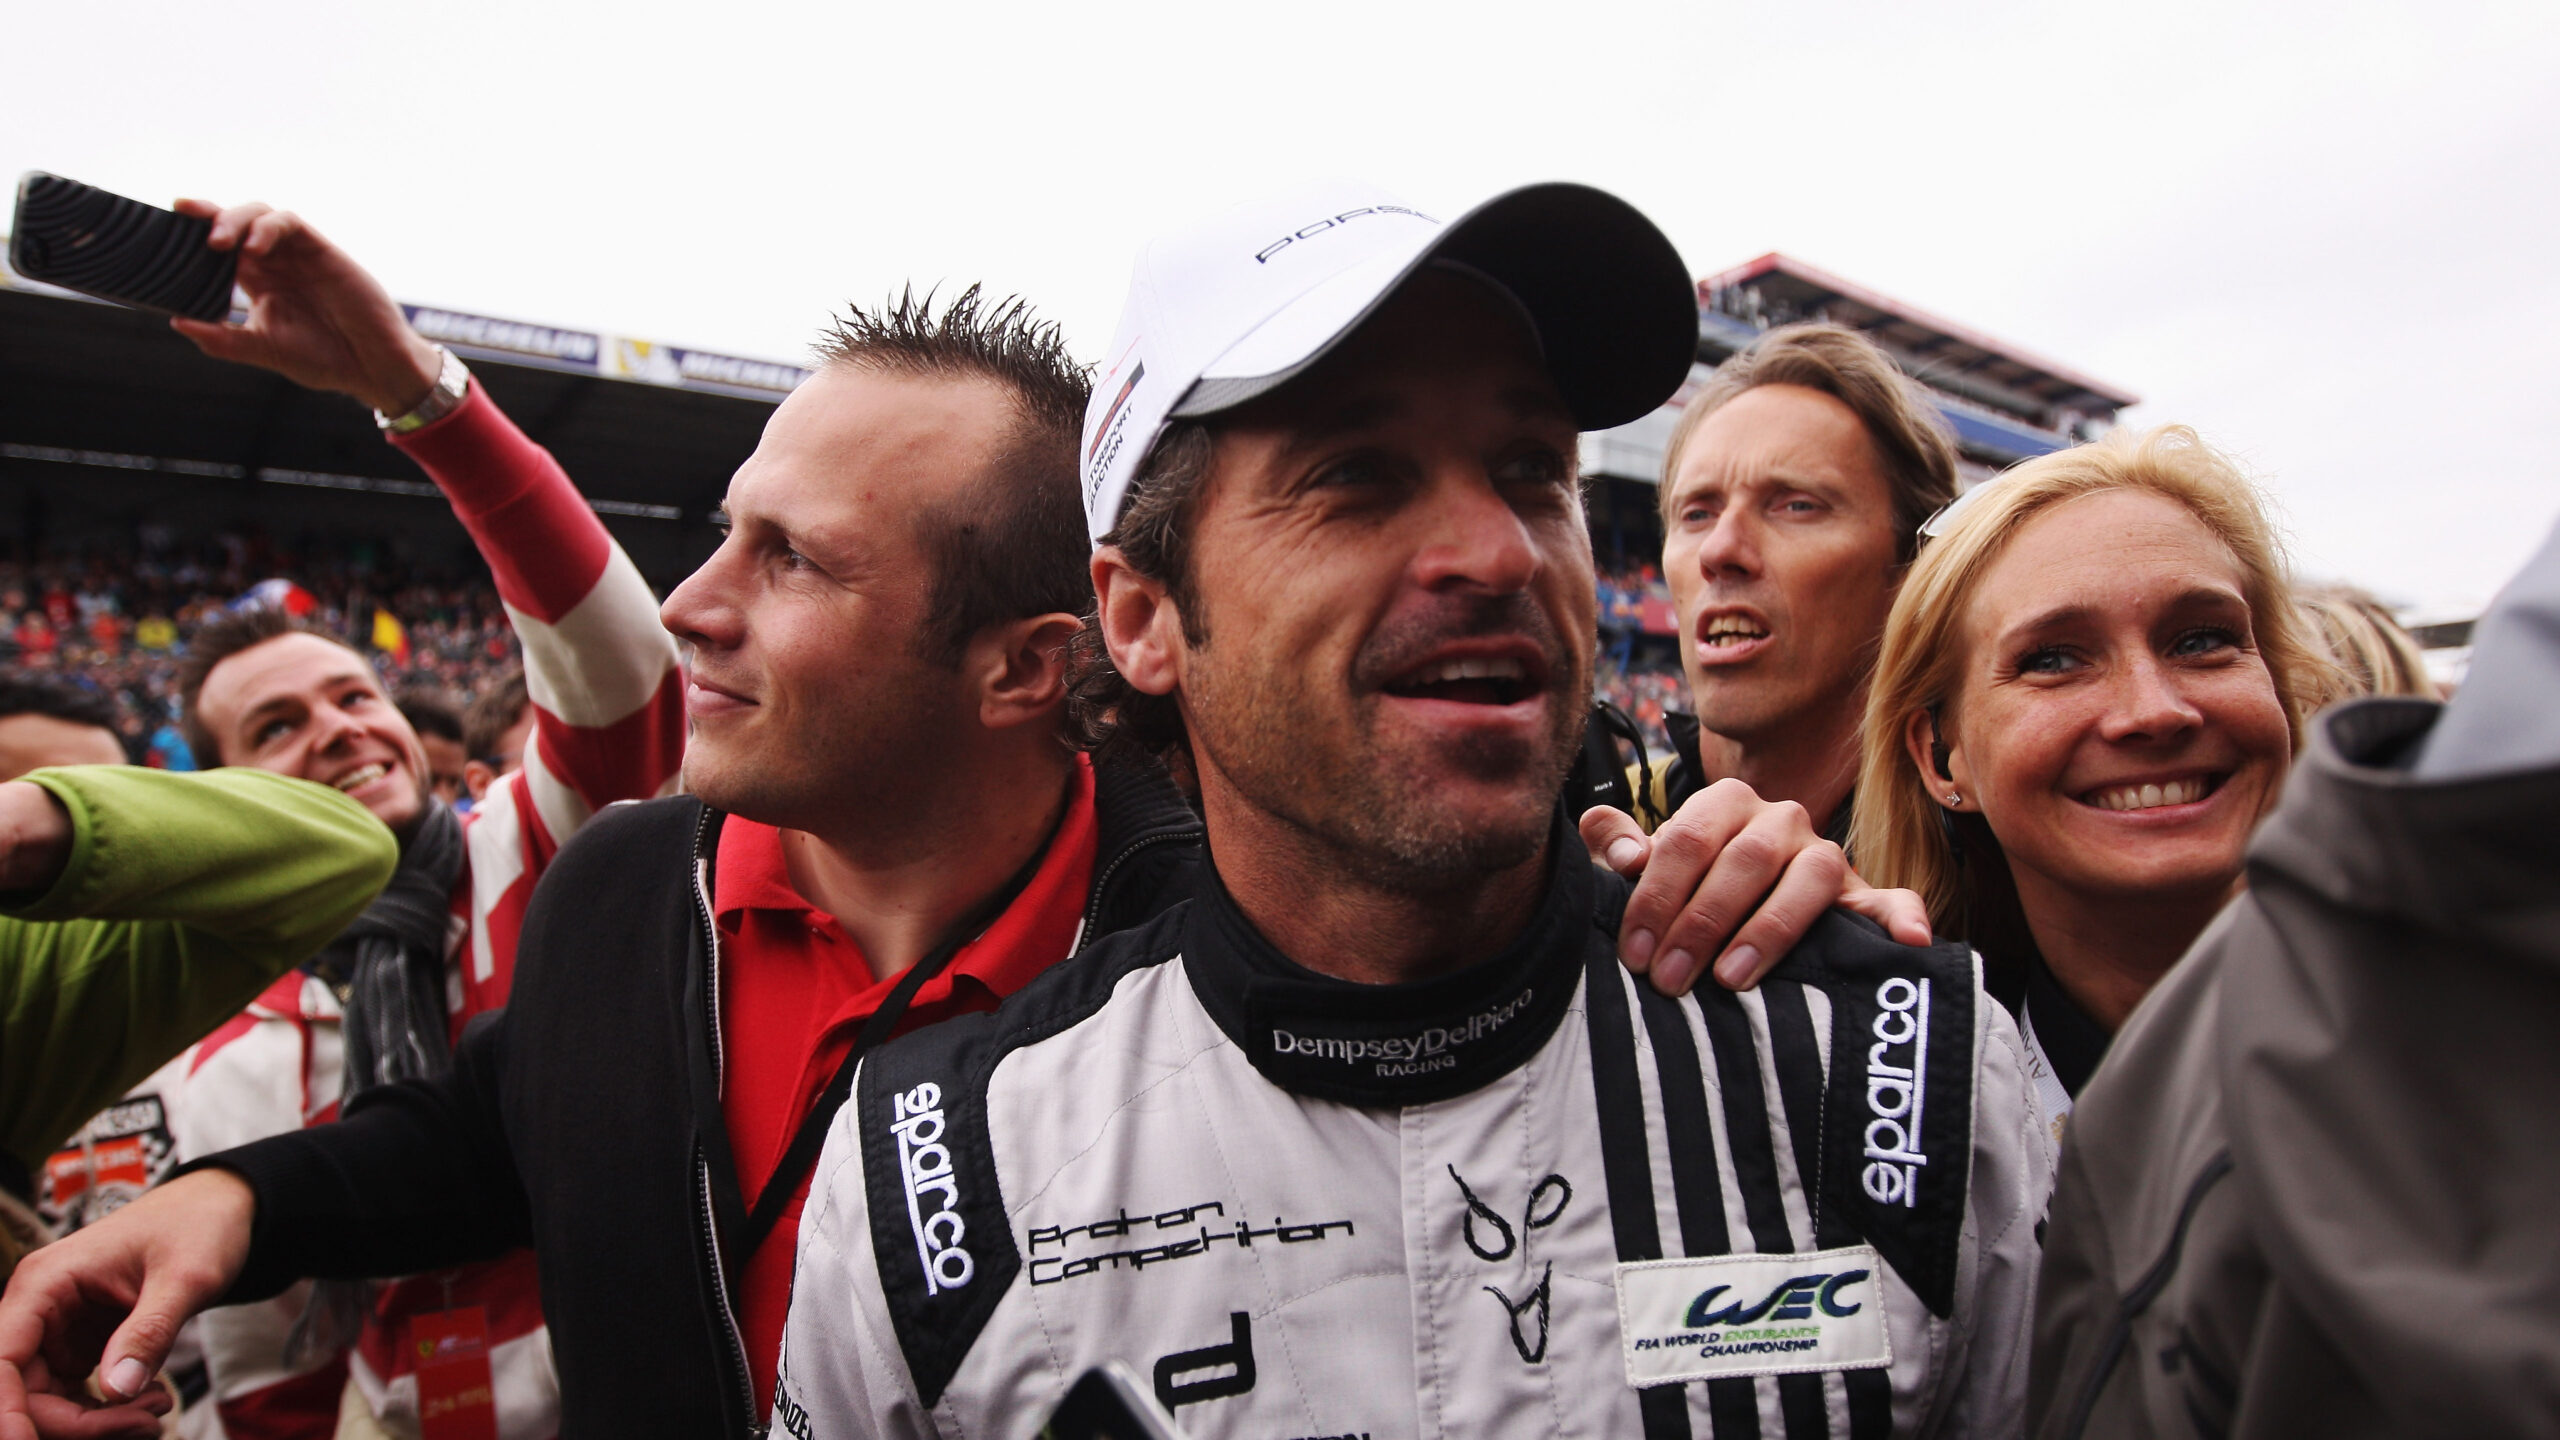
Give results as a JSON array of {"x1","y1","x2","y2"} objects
[{"x1": 1614, "y1": 1246, "x2": 1892, "y2": 1385}]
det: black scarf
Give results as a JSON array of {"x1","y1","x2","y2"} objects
[
  {"x1": 331, "y1": 799, "x2": 466, "y2": 1094},
  {"x1": 285, "y1": 799, "x2": 465, "y2": 1363}
]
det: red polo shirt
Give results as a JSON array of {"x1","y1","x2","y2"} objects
[{"x1": 714, "y1": 757, "x2": 1098, "y2": 1413}]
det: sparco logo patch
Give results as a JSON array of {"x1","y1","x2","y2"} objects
[
  {"x1": 890, "y1": 1082, "x2": 974, "y2": 1295},
  {"x1": 1862, "y1": 977, "x2": 1931, "y2": 1208},
  {"x1": 1270, "y1": 989, "x2": 1533, "y2": 1079},
  {"x1": 1252, "y1": 205, "x2": 1432, "y2": 264},
  {"x1": 1614, "y1": 1246, "x2": 1893, "y2": 1384}
]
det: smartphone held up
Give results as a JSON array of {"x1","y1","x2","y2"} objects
[{"x1": 9, "y1": 172, "x2": 238, "y2": 321}]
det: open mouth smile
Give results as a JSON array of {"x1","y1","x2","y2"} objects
[
  {"x1": 2078, "y1": 773, "x2": 2225, "y2": 812},
  {"x1": 1382, "y1": 654, "x2": 1541, "y2": 707},
  {"x1": 334, "y1": 762, "x2": 392, "y2": 793}
]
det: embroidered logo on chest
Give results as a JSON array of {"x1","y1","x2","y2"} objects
[{"x1": 1614, "y1": 1245, "x2": 1892, "y2": 1384}]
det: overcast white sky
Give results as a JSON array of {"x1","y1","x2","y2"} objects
[{"x1": 9, "y1": 0, "x2": 2554, "y2": 612}]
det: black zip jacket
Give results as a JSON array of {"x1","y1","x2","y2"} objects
[{"x1": 200, "y1": 755, "x2": 1201, "y2": 1440}]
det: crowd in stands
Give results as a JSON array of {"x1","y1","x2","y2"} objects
[
  {"x1": 1593, "y1": 655, "x2": 1685, "y2": 753},
  {"x1": 9, "y1": 531, "x2": 1707, "y2": 768},
  {"x1": 0, "y1": 536, "x2": 522, "y2": 767},
  {"x1": 1592, "y1": 560, "x2": 1685, "y2": 751}
]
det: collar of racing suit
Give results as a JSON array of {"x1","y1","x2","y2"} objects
[{"x1": 1179, "y1": 807, "x2": 1601, "y2": 1106}]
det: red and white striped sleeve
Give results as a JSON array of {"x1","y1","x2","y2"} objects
[{"x1": 394, "y1": 384, "x2": 685, "y2": 833}]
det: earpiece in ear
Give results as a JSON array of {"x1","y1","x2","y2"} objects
[{"x1": 1927, "y1": 705, "x2": 1955, "y2": 783}]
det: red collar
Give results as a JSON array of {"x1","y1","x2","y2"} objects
[{"x1": 711, "y1": 756, "x2": 1099, "y2": 1003}]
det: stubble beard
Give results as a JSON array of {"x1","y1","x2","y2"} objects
[
  {"x1": 1188, "y1": 595, "x2": 1589, "y2": 894},
  {"x1": 682, "y1": 675, "x2": 966, "y2": 838}
]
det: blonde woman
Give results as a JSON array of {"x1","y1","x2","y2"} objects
[{"x1": 1848, "y1": 426, "x2": 2328, "y2": 1133}]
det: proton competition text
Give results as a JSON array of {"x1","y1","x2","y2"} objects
[
  {"x1": 1270, "y1": 989, "x2": 1534, "y2": 1078},
  {"x1": 1024, "y1": 1199, "x2": 1356, "y2": 1285},
  {"x1": 890, "y1": 1082, "x2": 973, "y2": 1295},
  {"x1": 1862, "y1": 978, "x2": 1931, "y2": 1207}
]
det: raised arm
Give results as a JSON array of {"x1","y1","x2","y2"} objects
[
  {"x1": 398, "y1": 389, "x2": 684, "y2": 830},
  {"x1": 0, "y1": 767, "x2": 396, "y2": 1172},
  {"x1": 167, "y1": 199, "x2": 685, "y2": 844}
]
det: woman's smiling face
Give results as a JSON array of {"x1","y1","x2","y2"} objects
[{"x1": 1921, "y1": 488, "x2": 2293, "y2": 913}]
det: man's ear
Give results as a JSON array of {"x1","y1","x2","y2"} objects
[
  {"x1": 464, "y1": 759, "x2": 498, "y2": 802},
  {"x1": 1901, "y1": 707, "x2": 1972, "y2": 810},
  {"x1": 970, "y1": 611, "x2": 1082, "y2": 731},
  {"x1": 1091, "y1": 546, "x2": 1183, "y2": 699}
]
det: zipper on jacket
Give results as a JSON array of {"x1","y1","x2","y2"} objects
[
  {"x1": 1074, "y1": 827, "x2": 1195, "y2": 956},
  {"x1": 696, "y1": 1150, "x2": 765, "y2": 1438},
  {"x1": 2057, "y1": 1149, "x2": 2236, "y2": 1440},
  {"x1": 689, "y1": 806, "x2": 767, "y2": 1439}
]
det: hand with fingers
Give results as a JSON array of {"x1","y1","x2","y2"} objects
[
  {"x1": 1584, "y1": 776, "x2": 1933, "y2": 997},
  {"x1": 0, "y1": 1172, "x2": 255, "y2": 1440},
  {"x1": 164, "y1": 199, "x2": 444, "y2": 417}
]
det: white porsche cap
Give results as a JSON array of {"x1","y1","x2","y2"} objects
[{"x1": 1079, "y1": 180, "x2": 1698, "y2": 542}]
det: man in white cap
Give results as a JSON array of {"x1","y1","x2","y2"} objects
[{"x1": 774, "y1": 182, "x2": 2047, "y2": 1439}]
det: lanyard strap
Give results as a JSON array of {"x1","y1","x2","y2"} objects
[
  {"x1": 2018, "y1": 1002, "x2": 2077, "y2": 1152},
  {"x1": 731, "y1": 840, "x2": 1053, "y2": 1264}
]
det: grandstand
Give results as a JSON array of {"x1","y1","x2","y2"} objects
[
  {"x1": 1583, "y1": 251, "x2": 2140, "y2": 499},
  {"x1": 0, "y1": 252, "x2": 812, "y2": 758}
]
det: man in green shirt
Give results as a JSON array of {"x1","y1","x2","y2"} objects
[{"x1": 0, "y1": 765, "x2": 396, "y2": 1258}]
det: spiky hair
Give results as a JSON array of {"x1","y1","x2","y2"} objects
[
  {"x1": 811, "y1": 285, "x2": 1096, "y2": 670},
  {"x1": 813, "y1": 284, "x2": 1089, "y2": 448}
]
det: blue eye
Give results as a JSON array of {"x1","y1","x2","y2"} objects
[
  {"x1": 2017, "y1": 646, "x2": 2078, "y2": 675},
  {"x1": 2169, "y1": 627, "x2": 2239, "y2": 658}
]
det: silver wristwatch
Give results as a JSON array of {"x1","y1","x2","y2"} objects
[{"x1": 375, "y1": 346, "x2": 473, "y2": 435}]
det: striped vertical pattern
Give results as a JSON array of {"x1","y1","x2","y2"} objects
[
  {"x1": 1584, "y1": 949, "x2": 1696, "y2": 1440},
  {"x1": 1633, "y1": 982, "x2": 1762, "y2": 1439},
  {"x1": 1764, "y1": 982, "x2": 1894, "y2": 1439},
  {"x1": 1584, "y1": 951, "x2": 1900, "y2": 1438}
]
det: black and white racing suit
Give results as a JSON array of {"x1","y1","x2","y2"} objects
[{"x1": 776, "y1": 823, "x2": 2048, "y2": 1439}]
